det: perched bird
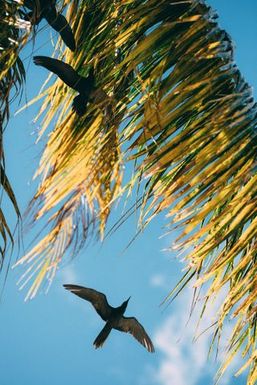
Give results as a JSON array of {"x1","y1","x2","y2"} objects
[
  {"x1": 63, "y1": 284, "x2": 155, "y2": 352},
  {"x1": 23, "y1": 0, "x2": 76, "y2": 51},
  {"x1": 33, "y1": 56, "x2": 95, "y2": 116}
]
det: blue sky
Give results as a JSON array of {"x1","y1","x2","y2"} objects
[{"x1": 1, "y1": 2, "x2": 256, "y2": 385}]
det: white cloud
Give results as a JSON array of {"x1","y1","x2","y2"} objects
[
  {"x1": 150, "y1": 274, "x2": 168, "y2": 289},
  {"x1": 60, "y1": 264, "x2": 79, "y2": 283},
  {"x1": 150, "y1": 287, "x2": 243, "y2": 385},
  {"x1": 153, "y1": 297, "x2": 209, "y2": 385}
]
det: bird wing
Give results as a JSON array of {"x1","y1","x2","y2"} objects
[
  {"x1": 44, "y1": 11, "x2": 76, "y2": 51},
  {"x1": 63, "y1": 284, "x2": 113, "y2": 321},
  {"x1": 33, "y1": 56, "x2": 81, "y2": 91},
  {"x1": 115, "y1": 316, "x2": 155, "y2": 352}
]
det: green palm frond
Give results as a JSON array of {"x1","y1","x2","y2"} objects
[
  {"x1": 0, "y1": 0, "x2": 31, "y2": 266},
  {"x1": 14, "y1": 1, "x2": 256, "y2": 383},
  {"x1": 0, "y1": 0, "x2": 29, "y2": 119}
]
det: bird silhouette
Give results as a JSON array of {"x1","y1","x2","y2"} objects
[
  {"x1": 63, "y1": 284, "x2": 155, "y2": 352},
  {"x1": 23, "y1": 0, "x2": 76, "y2": 51},
  {"x1": 33, "y1": 56, "x2": 95, "y2": 116}
]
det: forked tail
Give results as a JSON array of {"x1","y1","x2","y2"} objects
[{"x1": 93, "y1": 323, "x2": 112, "y2": 349}]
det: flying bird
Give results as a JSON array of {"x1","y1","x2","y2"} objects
[
  {"x1": 33, "y1": 56, "x2": 95, "y2": 116},
  {"x1": 63, "y1": 284, "x2": 155, "y2": 353},
  {"x1": 23, "y1": 0, "x2": 76, "y2": 51}
]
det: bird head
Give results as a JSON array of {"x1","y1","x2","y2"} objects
[{"x1": 121, "y1": 296, "x2": 131, "y2": 311}]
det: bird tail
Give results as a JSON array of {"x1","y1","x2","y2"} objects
[{"x1": 93, "y1": 323, "x2": 112, "y2": 349}]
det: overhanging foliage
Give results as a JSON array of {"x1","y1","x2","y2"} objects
[
  {"x1": 11, "y1": 1, "x2": 257, "y2": 383},
  {"x1": 0, "y1": 0, "x2": 30, "y2": 266}
]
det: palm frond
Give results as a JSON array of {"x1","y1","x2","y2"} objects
[
  {"x1": 0, "y1": 0, "x2": 31, "y2": 267},
  {"x1": 15, "y1": 0, "x2": 124, "y2": 290},
  {"x1": 15, "y1": 1, "x2": 256, "y2": 383}
]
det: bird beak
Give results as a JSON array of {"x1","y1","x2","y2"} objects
[{"x1": 127, "y1": 296, "x2": 131, "y2": 303}]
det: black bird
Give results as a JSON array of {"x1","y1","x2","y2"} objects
[
  {"x1": 23, "y1": 0, "x2": 76, "y2": 51},
  {"x1": 63, "y1": 284, "x2": 155, "y2": 352},
  {"x1": 33, "y1": 56, "x2": 95, "y2": 116}
]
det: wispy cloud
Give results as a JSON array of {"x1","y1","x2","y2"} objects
[
  {"x1": 153, "y1": 293, "x2": 210, "y2": 385},
  {"x1": 60, "y1": 264, "x2": 79, "y2": 283},
  {"x1": 150, "y1": 287, "x2": 243, "y2": 385},
  {"x1": 150, "y1": 274, "x2": 168, "y2": 289}
]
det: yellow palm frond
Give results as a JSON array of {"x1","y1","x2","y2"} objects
[{"x1": 14, "y1": 1, "x2": 256, "y2": 383}]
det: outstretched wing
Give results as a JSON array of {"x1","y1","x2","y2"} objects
[
  {"x1": 33, "y1": 56, "x2": 81, "y2": 91},
  {"x1": 63, "y1": 284, "x2": 112, "y2": 321},
  {"x1": 115, "y1": 316, "x2": 155, "y2": 353},
  {"x1": 44, "y1": 11, "x2": 76, "y2": 52}
]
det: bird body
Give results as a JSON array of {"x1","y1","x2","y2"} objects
[
  {"x1": 63, "y1": 285, "x2": 155, "y2": 352},
  {"x1": 33, "y1": 56, "x2": 95, "y2": 115},
  {"x1": 23, "y1": 0, "x2": 76, "y2": 51},
  {"x1": 93, "y1": 302, "x2": 128, "y2": 349}
]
